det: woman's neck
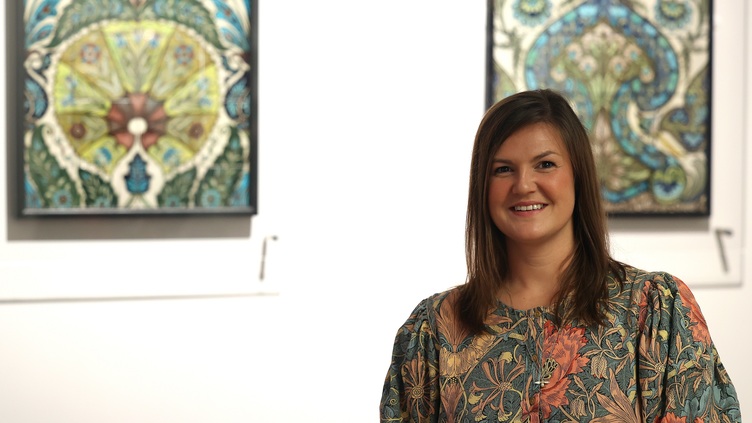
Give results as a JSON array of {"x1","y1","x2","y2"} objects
[{"x1": 501, "y1": 239, "x2": 573, "y2": 310}]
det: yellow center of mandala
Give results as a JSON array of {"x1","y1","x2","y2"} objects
[{"x1": 53, "y1": 20, "x2": 220, "y2": 176}]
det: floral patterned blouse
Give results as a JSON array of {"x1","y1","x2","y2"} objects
[{"x1": 380, "y1": 266, "x2": 740, "y2": 422}]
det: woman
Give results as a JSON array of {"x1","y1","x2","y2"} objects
[{"x1": 380, "y1": 89, "x2": 740, "y2": 422}]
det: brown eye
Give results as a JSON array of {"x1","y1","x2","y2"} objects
[
  {"x1": 493, "y1": 166, "x2": 511, "y2": 174},
  {"x1": 539, "y1": 161, "x2": 556, "y2": 169}
]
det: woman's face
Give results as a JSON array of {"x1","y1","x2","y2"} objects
[{"x1": 486, "y1": 122, "x2": 576, "y2": 250}]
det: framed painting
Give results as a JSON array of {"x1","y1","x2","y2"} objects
[
  {"x1": 15, "y1": 0, "x2": 257, "y2": 216},
  {"x1": 487, "y1": 0, "x2": 711, "y2": 216}
]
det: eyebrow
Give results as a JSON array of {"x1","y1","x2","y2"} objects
[{"x1": 492, "y1": 150, "x2": 560, "y2": 163}]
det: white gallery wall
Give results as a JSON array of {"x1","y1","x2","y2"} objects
[{"x1": 0, "y1": 1, "x2": 748, "y2": 422}]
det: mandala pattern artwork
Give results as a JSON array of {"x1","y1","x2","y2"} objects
[
  {"x1": 490, "y1": 0, "x2": 709, "y2": 214},
  {"x1": 22, "y1": 0, "x2": 254, "y2": 213}
]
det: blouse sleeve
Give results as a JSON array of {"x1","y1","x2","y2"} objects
[
  {"x1": 637, "y1": 273, "x2": 741, "y2": 422},
  {"x1": 380, "y1": 297, "x2": 441, "y2": 423}
]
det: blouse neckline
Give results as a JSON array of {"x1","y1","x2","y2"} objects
[{"x1": 495, "y1": 298, "x2": 552, "y2": 317}]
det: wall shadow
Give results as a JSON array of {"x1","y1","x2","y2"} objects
[{"x1": 608, "y1": 215, "x2": 711, "y2": 233}]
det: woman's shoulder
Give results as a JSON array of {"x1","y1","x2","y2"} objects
[
  {"x1": 618, "y1": 264, "x2": 686, "y2": 297},
  {"x1": 399, "y1": 286, "x2": 463, "y2": 331},
  {"x1": 614, "y1": 264, "x2": 702, "y2": 323}
]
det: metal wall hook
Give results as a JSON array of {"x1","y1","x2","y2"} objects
[{"x1": 259, "y1": 235, "x2": 278, "y2": 282}]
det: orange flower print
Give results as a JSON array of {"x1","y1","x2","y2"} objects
[
  {"x1": 656, "y1": 412, "x2": 687, "y2": 423},
  {"x1": 436, "y1": 291, "x2": 501, "y2": 378},
  {"x1": 521, "y1": 386, "x2": 540, "y2": 423},
  {"x1": 401, "y1": 351, "x2": 437, "y2": 419},
  {"x1": 637, "y1": 282, "x2": 652, "y2": 329},
  {"x1": 539, "y1": 321, "x2": 590, "y2": 418},
  {"x1": 440, "y1": 379, "x2": 463, "y2": 423},
  {"x1": 675, "y1": 277, "x2": 711, "y2": 345}
]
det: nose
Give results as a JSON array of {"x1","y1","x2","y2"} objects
[{"x1": 512, "y1": 169, "x2": 535, "y2": 194}]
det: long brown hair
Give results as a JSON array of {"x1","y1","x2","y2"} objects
[{"x1": 458, "y1": 89, "x2": 625, "y2": 333}]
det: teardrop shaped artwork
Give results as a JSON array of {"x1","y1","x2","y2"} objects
[
  {"x1": 487, "y1": 0, "x2": 710, "y2": 216},
  {"x1": 18, "y1": 0, "x2": 257, "y2": 216}
]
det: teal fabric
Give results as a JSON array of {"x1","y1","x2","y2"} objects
[{"x1": 380, "y1": 266, "x2": 741, "y2": 422}]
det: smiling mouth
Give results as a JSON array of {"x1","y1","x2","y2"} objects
[{"x1": 513, "y1": 204, "x2": 544, "y2": 211}]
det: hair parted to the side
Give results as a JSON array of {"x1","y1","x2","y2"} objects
[{"x1": 458, "y1": 88, "x2": 626, "y2": 334}]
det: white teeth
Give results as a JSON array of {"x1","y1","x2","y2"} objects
[{"x1": 514, "y1": 204, "x2": 543, "y2": 211}]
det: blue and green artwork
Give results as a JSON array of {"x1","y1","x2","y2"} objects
[
  {"x1": 489, "y1": 0, "x2": 710, "y2": 215},
  {"x1": 20, "y1": 0, "x2": 256, "y2": 215}
]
